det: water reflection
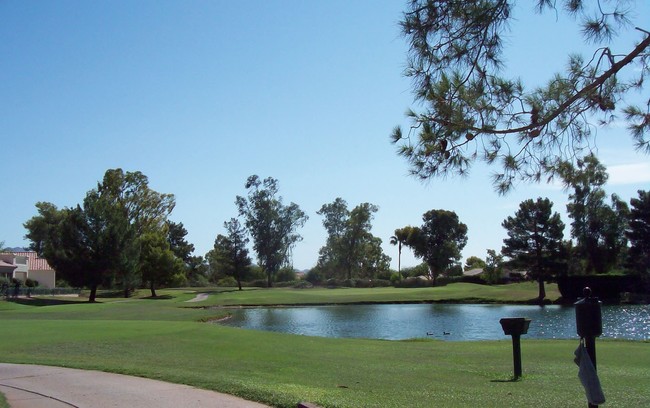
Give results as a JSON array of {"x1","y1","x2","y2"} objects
[{"x1": 219, "y1": 304, "x2": 650, "y2": 341}]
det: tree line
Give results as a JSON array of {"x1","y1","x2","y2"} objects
[
  {"x1": 22, "y1": 160, "x2": 650, "y2": 301},
  {"x1": 454, "y1": 154, "x2": 649, "y2": 302}
]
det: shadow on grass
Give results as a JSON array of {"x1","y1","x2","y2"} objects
[
  {"x1": 7, "y1": 297, "x2": 84, "y2": 307},
  {"x1": 212, "y1": 289, "x2": 248, "y2": 295},
  {"x1": 142, "y1": 295, "x2": 174, "y2": 300}
]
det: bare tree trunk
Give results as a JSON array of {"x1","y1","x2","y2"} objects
[
  {"x1": 89, "y1": 284, "x2": 98, "y2": 303},
  {"x1": 537, "y1": 275, "x2": 546, "y2": 304},
  {"x1": 398, "y1": 243, "x2": 402, "y2": 280}
]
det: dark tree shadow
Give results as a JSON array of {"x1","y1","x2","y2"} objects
[
  {"x1": 7, "y1": 298, "x2": 85, "y2": 307},
  {"x1": 142, "y1": 295, "x2": 174, "y2": 300}
]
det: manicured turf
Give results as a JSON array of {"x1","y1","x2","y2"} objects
[
  {"x1": 0, "y1": 284, "x2": 647, "y2": 407},
  {"x1": 190, "y1": 281, "x2": 562, "y2": 307}
]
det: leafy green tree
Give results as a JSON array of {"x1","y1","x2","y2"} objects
[
  {"x1": 483, "y1": 249, "x2": 504, "y2": 284},
  {"x1": 24, "y1": 197, "x2": 123, "y2": 302},
  {"x1": 98, "y1": 169, "x2": 175, "y2": 234},
  {"x1": 275, "y1": 266, "x2": 296, "y2": 283},
  {"x1": 98, "y1": 169, "x2": 175, "y2": 297},
  {"x1": 167, "y1": 221, "x2": 204, "y2": 282},
  {"x1": 23, "y1": 169, "x2": 175, "y2": 301},
  {"x1": 391, "y1": 0, "x2": 649, "y2": 192},
  {"x1": 560, "y1": 154, "x2": 629, "y2": 273},
  {"x1": 604, "y1": 194, "x2": 631, "y2": 269},
  {"x1": 211, "y1": 218, "x2": 252, "y2": 290},
  {"x1": 341, "y1": 203, "x2": 386, "y2": 279},
  {"x1": 139, "y1": 231, "x2": 185, "y2": 297},
  {"x1": 402, "y1": 262, "x2": 430, "y2": 278},
  {"x1": 318, "y1": 197, "x2": 349, "y2": 239},
  {"x1": 186, "y1": 255, "x2": 209, "y2": 286},
  {"x1": 464, "y1": 256, "x2": 487, "y2": 271},
  {"x1": 24, "y1": 202, "x2": 63, "y2": 256},
  {"x1": 167, "y1": 221, "x2": 195, "y2": 263},
  {"x1": 501, "y1": 198, "x2": 565, "y2": 302},
  {"x1": 317, "y1": 199, "x2": 390, "y2": 280},
  {"x1": 405, "y1": 209, "x2": 468, "y2": 285},
  {"x1": 357, "y1": 235, "x2": 392, "y2": 279},
  {"x1": 626, "y1": 190, "x2": 650, "y2": 276},
  {"x1": 315, "y1": 198, "x2": 350, "y2": 279},
  {"x1": 206, "y1": 236, "x2": 228, "y2": 282},
  {"x1": 236, "y1": 176, "x2": 308, "y2": 287}
]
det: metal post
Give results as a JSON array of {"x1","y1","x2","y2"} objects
[
  {"x1": 512, "y1": 334, "x2": 522, "y2": 379},
  {"x1": 499, "y1": 317, "x2": 530, "y2": 380},
  {"x1": 585, "y1": 336, "x2": 597, "y2": 408},
  {"x1": 575, "y1": 287, "x2": 603, "y2": 408}
]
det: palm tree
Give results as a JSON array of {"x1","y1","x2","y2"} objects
[{"x1": 390, "y1": 227, "x2": 412, "y2": 280}]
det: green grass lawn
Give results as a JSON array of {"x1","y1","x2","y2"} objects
[
  {"x1": 188, "y1": 281, "x2": 562, "y2": 307},
  {"x1": 0, "y1": 284, "x2": 647, "y2": 408}
]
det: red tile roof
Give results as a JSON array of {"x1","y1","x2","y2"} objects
[
  {"x1": 13, "y1": 252, "x2": 53, "y2": 271},
  {"x1": 0, "y1": 260, "x2": 18, "y2": 269}
]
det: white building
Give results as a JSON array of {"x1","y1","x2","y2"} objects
[{"x1": 0, "y1": 251, "x2": 56, "y2": 289}]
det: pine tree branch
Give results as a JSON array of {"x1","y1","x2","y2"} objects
[{"x1": 430, "y1": 34, "x2": 650, "y2": 136}]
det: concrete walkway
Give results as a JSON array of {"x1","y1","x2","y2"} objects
[
  {"x1": 0, "y1": 363, "x2": 270, "y2": 408},
  {"x1": 185, "y1": 293, "x2": 209, "y2": 303}
]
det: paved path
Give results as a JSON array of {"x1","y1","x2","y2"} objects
[
  {"x1": 185, "y1": 293, "x2": 209, "y2": 302},
  {"x1": 0, "y1": 364, "x2": 270, "y2": 408}
]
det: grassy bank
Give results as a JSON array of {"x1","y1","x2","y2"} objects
[
  {"x1": 192, "y1": 281, "x2": 562, "y2": 307},
  {"x1": 0, "y1": 284, "x2": 647, "y2": 407}
]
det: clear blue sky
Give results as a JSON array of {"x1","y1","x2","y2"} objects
[{"x1": 2, "y1": 1, "x2": 649, "y2": 271}]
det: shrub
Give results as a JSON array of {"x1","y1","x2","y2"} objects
[
  {"x1": 394, "y1": 277, "x2": 431, "y2": 288},
  {"x1": 274, "y1": 280, "x2": 297, "y2": 288},
  {"x1": 390, "y1": 273, "x2": 401, "y2": 285},
  {"x1": 245, "y1": 265, "x2": 266, "y2": 281},
  {"x1": 25, "y1": 278, "x2": 39, "y2": 288},
  {"x1": 372, "y1": 279, "x2": 392, "y2": 287},
  {"x1": 376, "y1": 270, "x2": 394, "y2": 281},
  {"x1": 355, "y1": 279, "x2": 372, "y2": 288},
  {"x1": 557, "y1": 275, "x2": 644, "y2": 300},
  {"x1": 293, "y1": 280, "x2": 313, "y2": 289},
  {"x1": 305, "y1": 268, "x2": 324, "y2": 285},
  {"x1": 446, "y1": 264, "x2": 463, "y2": 277},
  {"x1": 247, "y1": 279, "x2": 269, "y2": 288},
  {"x1": 402, "y1": 263, "x2": 430, "y2": 278},
  {"x1": 325, "y1": 278, "x2": 340, "y2": 288},
  {"x1": 457, "y1": 275, "x2": 487, "y2": 285},
  {"x1": 276, "y1": 267, "x2": 296, "y2": 283},
  {"x1": 55, "y1": 279, "x2": 72, "y2": 288},
  {"x1": 433, "y1": 276, "x2": 451, "y2": 286},
  {"x1": 217, "y1": 277, "x2": 238, "y2": 287},
  {"x1": 272, "y1": 280, "x2": 313, "y2": 289},
  {"x1": 343, "y1": 279, "x2": 356, "y2": 288},
  {"x1": 188, "y1": 274, "x2": 211, "y2": 287},
  {"x1": 325, "y1": 279, "x2": 355, "y2": 288}
]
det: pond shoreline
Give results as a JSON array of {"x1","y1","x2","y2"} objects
[
  {"x1": 215, "y1": 302, "x2": 650, "y2": 341},
  {"x1": 202, "y1": 297, "x2": 639, "y2": 309}
]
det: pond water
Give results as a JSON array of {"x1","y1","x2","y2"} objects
[{"x1": 219, "y1": 303, "x2": 650, "y2": 341}]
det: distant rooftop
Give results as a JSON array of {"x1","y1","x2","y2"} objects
[{"x1": 12, "y1": 251, "x2": 53, "y2": 271}]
